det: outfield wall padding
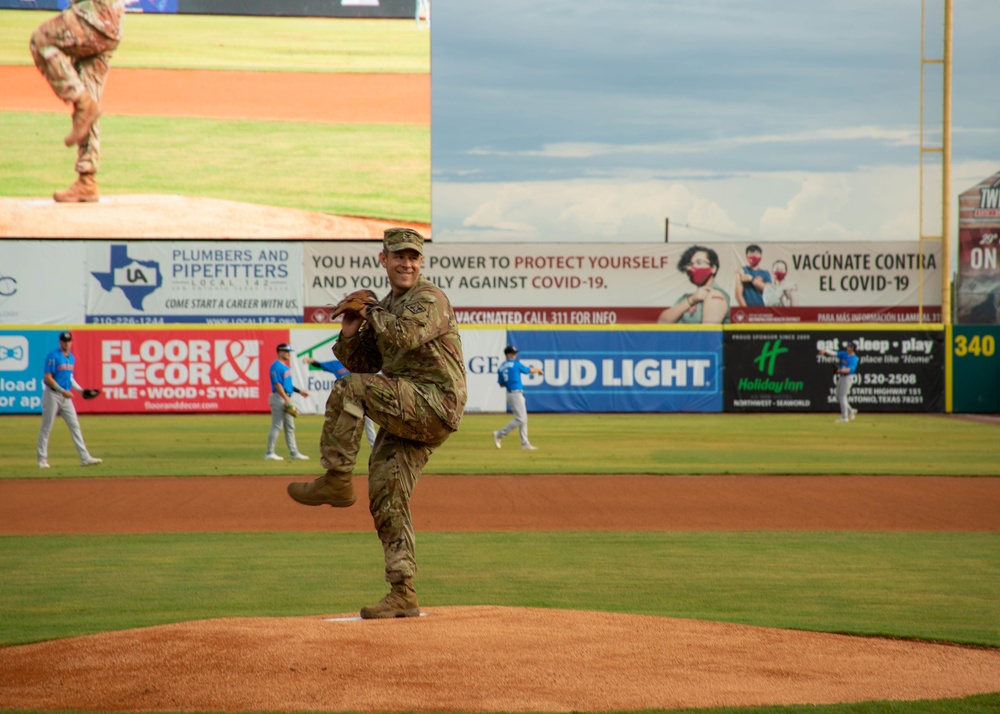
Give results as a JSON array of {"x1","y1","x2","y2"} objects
[{"x1": 950, "y1": 325, "x2": 1000, "y2": 413}]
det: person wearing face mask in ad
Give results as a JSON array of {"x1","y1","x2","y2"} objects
[
  {"x1": 734, "y1": 244, "x2": 772, "y2": 307},
  {"x1": 657, "y1": 245, "x2": 730, "y2": 324},
  {"x1": 763, "y1": 259, "x2": 800, "y2": 308}
]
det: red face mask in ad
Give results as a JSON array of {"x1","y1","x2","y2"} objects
[
  {"x1": 687, "y1": 266, "x2": 714, "y2": 286},
  {"x1": 746, "y1": 255, "x2": 762, "y2": 268},
  {"x1": 773, "y1": 271, "x2": 787, "y2": 282}
]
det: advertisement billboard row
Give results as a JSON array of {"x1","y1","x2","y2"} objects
[
  {"x1": 0, "y1": 240, "x2": 941, "y2": 327},
  {"x1": 1, "y1": 326, "x2": 944, "y2": 416}
]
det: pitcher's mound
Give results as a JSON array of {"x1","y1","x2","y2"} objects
[
  {"x1": 0, "y1": 194, "x2": 429, "y2": 239},
  {"x1": 1, "y1": 606, "x2": 997, "y2": 712}
]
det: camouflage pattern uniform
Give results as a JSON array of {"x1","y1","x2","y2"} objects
[
  {"x1": 322, "y1": 268, "x2": 466, "y2": 590},
  {"x1": 30, "y1": 0, "x2": 125, "y2": 176}
]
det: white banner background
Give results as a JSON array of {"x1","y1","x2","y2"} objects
[
  {"x1": 289, "y1": 326, "x2": 509, "y2": 417},
  {"x1": 0, "y1": 242, "x2": 86, "y2": 324}
]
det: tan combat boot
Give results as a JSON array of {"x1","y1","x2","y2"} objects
[
  {"x1": 53, "y1": 173, "x2": 99, "y2": 203},
  {"x1": 64, "y1": 91, "x2": 100, "y2": 147},
  {"x1": 287, "y1": 471, "x2": 355, "y2": 507},
  {"x1": 360, "y1": 578, "x2": 420, "y2": 619}
]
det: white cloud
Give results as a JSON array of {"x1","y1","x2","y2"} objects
[
  {"x1": 433, "y1": 161, "x2": 996, "y2": 253},
  {"x1": 466, "y1": 126, "x2": 924, "y2": 160}
]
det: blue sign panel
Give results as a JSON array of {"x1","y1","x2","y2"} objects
[
  {"x1": 0, "y1": 330, "x2": 63, "y2": 414},
  {"x1": 505, "y1": 330, "x2": 723, "y2": 413}
]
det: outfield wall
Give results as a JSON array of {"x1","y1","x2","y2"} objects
[
  {"x1": 950, "y1": 325, "x2": 1000, "y2": 413},
  {"x1": 0, "y1": 241, "x2": 979, "y2": 414},
  {"x1": 0, "y1": 325, "x2": 953, "y2": 416}
]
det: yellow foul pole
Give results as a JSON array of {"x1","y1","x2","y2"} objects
[{"x1": 942, "y1": 0, "x2": 953, "y2": 325}]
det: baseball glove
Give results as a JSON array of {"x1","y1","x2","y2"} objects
[
  {"x1": 82, "y1": 388, "x2": 101, "y2": 400},
  {"x1": 283, "y1": 402, "x2": 299, "y2": 418},
  {"x1": 332, "y1": 289, "x2": 379, "y2": 320}
]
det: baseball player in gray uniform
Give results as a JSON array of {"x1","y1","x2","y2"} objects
[
  {"x1": 493, "y1": 345, "x2": 544, "y2": 450},
  {"x1": 37, "y1": 331, "x2": 102, "y2": 468}
]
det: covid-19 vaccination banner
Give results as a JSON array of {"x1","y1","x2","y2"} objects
[
  {"x1": 304, "y1": 241, "x2": 941, "y2": 326},
  {"x1": 724, "y1": 328, "x2": 944, "y2": 413},
  {"x1": 86, "y1": 242, "x2": 303, "y2": 324}
]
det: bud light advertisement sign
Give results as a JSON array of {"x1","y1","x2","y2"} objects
[{"x1": 505, "y1": 330, "x2": 722, "y2": 412}]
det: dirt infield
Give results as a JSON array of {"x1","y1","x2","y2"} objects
[
  {"x1": 0, "y1": 194, "x2": 430, "y2": 239},
  {"x1": 1, "y1": 474, "x2": 998, "y2": 711},
  {"x1": 0, "y1": 65, "x2": 430, "y2": 238},
  {"x1": 1, "y1": 607, "x2": 998, "y2": 713},
  {"x1": 2, "y1": 474, "x2": 999, "y2": 534},
  {"x1": 0, "y1": 66, "x2": 429, "y2": 124}
]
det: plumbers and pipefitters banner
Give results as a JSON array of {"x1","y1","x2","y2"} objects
[
  {"x1": 85, "y1": 242, "x2": 303, "y2": 324},
  {"x1": 724, "y1": 329, "x2": 944, "y2": 413},
  {"x1": 304, "y1": 241, "x2": 941, "y2": 326},
  {"x1": 956, "y1": 169, "x2": 1000, "y2": 325}
]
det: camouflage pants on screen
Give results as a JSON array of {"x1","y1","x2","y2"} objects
[
  {"x1": 30, "y1": 9, "x2": 118, "y2": 174},
  {"x1": 320, "y1": 373, "x2": 453, "y2": 584}
]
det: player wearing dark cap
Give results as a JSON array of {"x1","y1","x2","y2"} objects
[
  {"x1": 287, "y1": 227, "x2": 467, "y2": 619},
  {"x1": 492, "y1": 345, "x2": 544, "y2": 450},
  {"x1": 819, "y1": 340, "x2": 859, "y2": 423},
  {"x1": 264, "y1": 343, "x2": 310, "y2": 461},
  {"x1": 37, "y1": 331, "x2": 103, "y2": 468}
]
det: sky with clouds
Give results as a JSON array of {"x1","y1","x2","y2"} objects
[{"x1": 430, "y1": 0, "x2": 1000, "y2": 255}]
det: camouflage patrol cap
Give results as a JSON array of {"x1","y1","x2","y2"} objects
[{"x1": 383, "y1": 227, "x2": 424, "y2": 255}]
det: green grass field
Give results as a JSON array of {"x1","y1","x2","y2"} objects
[
  {"x1": 0, "y1": 113, "x2": 429, "y2": 221},
  {"x1": 2, "y1": 531, "x2": 997, "y2": 648},
  {"x1": 0, "y1": 11, "x2": 431, "y2": 73},
  {"x1": 0, "y1": 10, "x2": 429, "y2": 221},
  {"x1": 3, "y1": 414, "x2": 998, "y2": 712},
  {"x1": 1, "y1": 412, "x2": 996, "y2": 478}
]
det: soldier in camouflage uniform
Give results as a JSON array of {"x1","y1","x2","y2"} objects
[
  {"x1": 30, "y1": 0, "x2": 125, "y2": 203},
  {"x1": 288, "y1": 228, "x2": 467, "y2": 619}
]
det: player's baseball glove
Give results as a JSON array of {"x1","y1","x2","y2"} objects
[
  {"x1": 82, "y1": 388, "x2": 101, "y2": 400},
  {"x1": 331, "y1": 289, "x2": 379, "y2": 320},
  {"x1": 283, "y1": 402, "x2": 299, "y2": 418}
]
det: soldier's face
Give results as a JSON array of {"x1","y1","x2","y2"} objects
[{"x1": 380, "y1": 249, "x2": 423, "y2": 295}]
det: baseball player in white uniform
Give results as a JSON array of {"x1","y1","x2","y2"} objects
[
  {"x1": 493, "y1": 345, "x2": 544, "y2": 450},
  {"x1": 37, "y1": 331, "x2": 102, "y2": 468}
]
